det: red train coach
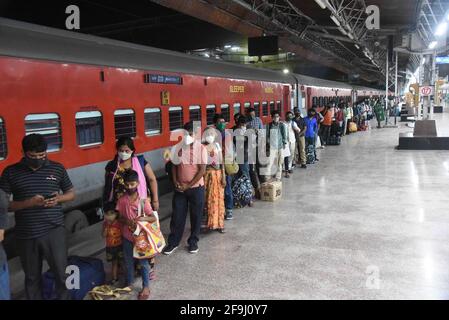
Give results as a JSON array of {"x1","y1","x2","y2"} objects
[{"x1": 0, "y1": 18, "x2": 292, "y2": 219}]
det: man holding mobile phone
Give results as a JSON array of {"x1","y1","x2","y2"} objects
[{"x1": 0, "y1": 134, "x2": 75, "y2": 300}]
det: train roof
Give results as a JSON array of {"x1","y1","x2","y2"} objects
[{"x1": 0, "y1": 17, "x2": 380, "y2": 92}]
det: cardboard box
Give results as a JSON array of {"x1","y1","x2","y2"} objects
[{"x1": 260, "y1": 181, "x2": 282, "y2": 202}]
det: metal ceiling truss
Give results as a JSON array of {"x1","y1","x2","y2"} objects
[
  {"x1": 409, "y1": 0, "x2": 449, "y2": 72},
  {"x1": 230, "y1": 0, "x2": 384, "y2": 80}
]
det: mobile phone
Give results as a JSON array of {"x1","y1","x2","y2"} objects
[{"x1": 44, "y1": 194, "x2": 56, "y2": 200}]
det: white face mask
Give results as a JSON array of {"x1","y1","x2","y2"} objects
[
  {"x1": 118, "y1": 152, "x2": 132, "y2": 161},
  {"x1": 205, "y1": 135, "x2": 215, "y2": 144},
  {"x1": 184, "y1": 135, "x2": 194, "y2": 145}
]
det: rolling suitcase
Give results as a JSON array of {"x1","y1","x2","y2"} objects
[{"x1": 327, "y1": 135, "x2": 341, "y2": 146}]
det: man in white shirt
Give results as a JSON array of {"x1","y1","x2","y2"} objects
[{"x1": 283, "y1": 111, "x2": 300, "y2": 178}]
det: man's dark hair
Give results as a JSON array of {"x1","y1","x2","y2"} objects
[
  {"x1": 183, "y1": 121, "x2": 194, "y2": 132},
  {"x1": 116, "y1": 136, "x2": 135, "y2": 153},
  {"x1": 247, "y1": 107, "x2": 255, "y2": 114},
  {"x1": 22, "y1": 134, "x2": 47, "y2": 153},
  {"x1": 123, "y1": 169, "x2": 139, "y2": 183},
  {"x1": 213, "y1": 113, "x2": 225, "y2": 123},
  {"x1": 286, "y1": 111, "x2": 294, "y2": 117},
  {"x1": 271, "y1": 110, "x2": 280, "y2": 117},
  {"x1": 237, "y1": 116, "x2": 247, "y2": 125}
]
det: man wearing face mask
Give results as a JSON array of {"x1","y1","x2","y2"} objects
[
  {"x1": 266, "y1": 110, "x2": 287, "y2": 182},
  {"x1": 245, "y1": 108, "x2": 263, "y2": 199},
  {"x1": 0, "y1": 134, "x2": 75, "y2": 300},
  {"x1": 164, "y1": 121, "x2": 207, "y2": 255}
]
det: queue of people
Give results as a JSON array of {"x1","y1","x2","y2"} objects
[{"x1": 0, "y1": 101, "x2": 377, "y2": 300}]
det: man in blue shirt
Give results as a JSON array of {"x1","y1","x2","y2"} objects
[{"x1": 305, "y1": 109, "x2": 319, "y2": 162}]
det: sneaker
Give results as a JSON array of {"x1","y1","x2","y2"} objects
[
  {"x1": 288, "y1": 170, "x2": 293, "y2": 174},
  {"x1": 188, "y1": 244, "x2": 199, "y2": 254},
  {"x1": 301, "y1": 164, "x2": 307, "y2": 169},
  {"x1": 162, "y1": 245, "x2": 178, "y2": 255},
  {"x1": 225, "y1": 211, "x2": 233, "y2": 220}
]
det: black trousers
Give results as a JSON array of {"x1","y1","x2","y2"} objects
[
  {"x1": 168, "y1": 186, "x2": 205, "y2": 247},
  {"x1": 319, "y1": 125, "x2": 331, "y2": 145},
  {"x1": 17, "y1": 226, "x2": 70, "y2": 300},
  {"x1": 249, "y1": 164, "x2": 261, "y2": 191}
]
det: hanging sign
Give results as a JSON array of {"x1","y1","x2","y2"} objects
[
  {"x1": 161, "y1": 91, "x2": 170, "y2": 105},
  {"x1": 420, "y1": 86, "x2": 434, "y2": 97}
]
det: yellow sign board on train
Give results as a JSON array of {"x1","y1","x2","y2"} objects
[
  {"x1": 161, "y1": 90, "x2": 170, "y2": 105},
  {"x1": 230, "y1": 85, "x2": 245, "y2": 93},
  {"x1": 265, "y1": 87, "x2": 274, "y2": 94}
]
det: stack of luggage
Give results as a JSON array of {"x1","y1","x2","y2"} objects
[
  {"x1": 327, "y1": 122, "x2": 341, "y2": 146},
  {"x1": 306, "y1": 145, "x2": 315, "y2": 164}
]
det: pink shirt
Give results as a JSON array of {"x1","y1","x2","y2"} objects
[
  {"x1": 116, "y1": 195, "x2": 153, "y2": 242},
  {"x1": 176, "y1": 143, "x2": 207, "y2": 188}
]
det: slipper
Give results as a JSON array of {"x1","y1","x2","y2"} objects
[{"x1": 149, "y1": 270, "x2": 156, "y2": 281}]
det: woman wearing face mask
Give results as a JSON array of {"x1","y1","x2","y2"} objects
[
  {"x1": 103, "y1": 137, "x2": 159, "y2": 209},
  {"x1": 203, "y1": 128, "x2": 226, "y2": 233},
  {"x1": 103, "y1": 136, "x2": 159, "y2": 281}
]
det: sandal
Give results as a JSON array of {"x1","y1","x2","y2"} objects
[
  {"x1": 149, "y1": 270, "x2": 156, "y2": 281},
  {"x1": 138, "y1": 289, "x2": 150, "y2": 300}
]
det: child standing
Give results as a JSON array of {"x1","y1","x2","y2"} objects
[
  {"x1": 102, "y1": 202, "x2": 123, "y2": 285},
  {"x1": 116, "y1": 170, "x2": 156, "y2": 300}
]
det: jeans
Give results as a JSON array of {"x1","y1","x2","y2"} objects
[
  {"x1": 122, "y1": 238, "x2": 150, "y2": 288},
  {"x1": 168, "y1": 186, "x2": 205, "y2": 247},
  {"x1": 0, "y1": 261, "x2": 10, "y2": 300},
  {"x1": 224, "y1": 175, "x2": 233, "y2": 211},
  {"x1": 319, "y1": 125, "x2": 331, "y2": 145},
  {"x1": 16, "y1": 226, "x2": 70, "y2": 300}
]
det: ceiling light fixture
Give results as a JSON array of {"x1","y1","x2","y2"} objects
[
  {"x1": 355, "y1": 44, "x2": 360, "y2": 49},
  {"x1": 428, "y1": 41, "x2": 438, "y2": 49},
  {"x1": 314, "y1": 0, "x2": 328, "y2": 9},
  {"x1": 348, "y1": 33, "x2": 354, "y2": 40},
  {"x1": 435, "y1": 22, "x2": 448, "y2": 36}
]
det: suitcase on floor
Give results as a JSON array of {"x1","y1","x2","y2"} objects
[
  {"x1": 42, "y1": 256, "x2": 105, "y2": 300},
  {"x1": 306, "y1": 145, "x2": 315, "y2": 164},
  {"x1": 327, "y1": 135, "x2": 341, "y2": 146}
]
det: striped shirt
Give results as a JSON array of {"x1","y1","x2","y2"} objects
[
  {"x1": 246, "y1": 116, "x2": 264, "y2": 130},
  {"x1": 0, "y1": 159, "x2": 73, "y2": 240}
]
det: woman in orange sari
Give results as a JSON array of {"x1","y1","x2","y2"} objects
[{"x1": 203, "y1": 127, "x2": 226, "y2": 233}]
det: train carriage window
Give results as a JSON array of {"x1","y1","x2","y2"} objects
[
  {"x1": 276, "y1": 101, "x2": 282, "y2": 114},
  {"x1": 169, "y1": 107, "x2": 184, "y2": 131},
  {"x1": 75, "y1": 111, "x2": 104, "y2": 147},
  {"x1": 221, "y1": 104, "x2": 230, "y2": 122},
  {"x1": 262, "y1": 102, "x2": 268, "y2": 116},
  {"x1": 318, "y1": 97, "x2": 324, "y2": 107},
  {"x1": 144, "y1": 108, "x2": 162, "y2": 136},
  {"x1": 0, "y1": 118, "x2": 7, "y2": 160},
  {"x1": 312, "y1": 97, "x2": 318, "y2": 106},
  {"x1": 244, "y1": 102, "x2": 251, "y2": 113},
  {"x1": 114, "y1": 109, "x2": 136, "y2": 139},
  {"x1": 324, "y1": 97, "x2": 329, "y2": 105},
  {"x1": 269, "y1": 101, "x2": 275, "y2": 115},
  {"x1": 25, "y1": 113, "x2": 62, "y2": 152},
  {"x1": 233, "y1": 103, "x2": 241, "y2": 117},
  {"x1": 254, "y1": 102, "x2": 260, "y2": 117},
  {"x1": 206, "y1": 105, "x2": 216, "y2": 125},
  {"x1": 189, "y1": 105, "x2": 202, "y2": 124}
]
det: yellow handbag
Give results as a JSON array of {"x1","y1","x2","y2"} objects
[{"x1": 133, "y1": 200, "x2": 166, "y2": 259}]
